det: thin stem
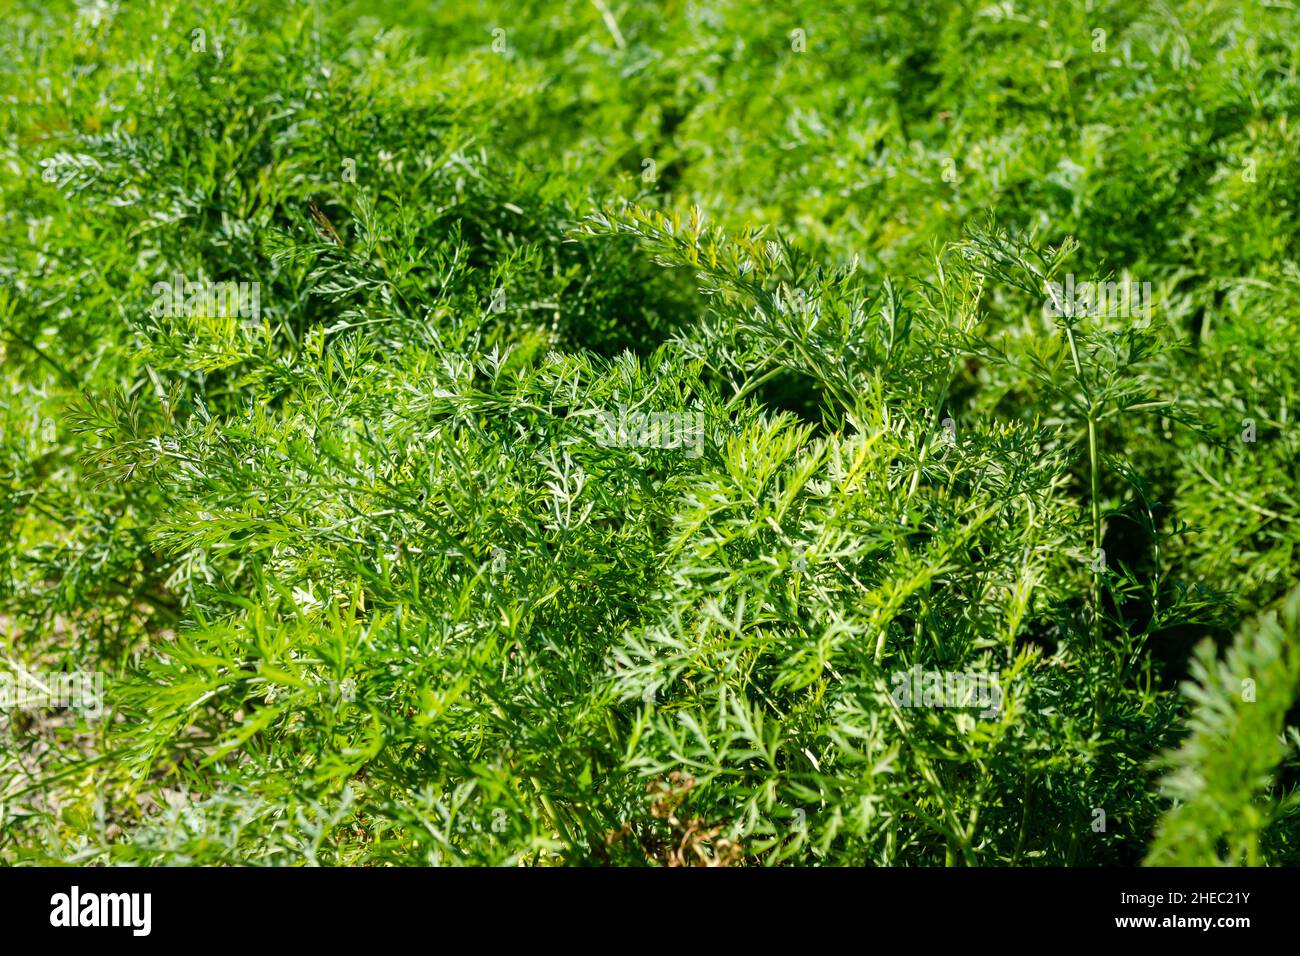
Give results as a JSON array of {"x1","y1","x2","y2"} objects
[{"x1": 1064, "y1": 324, "x2": 1103, "y2": 644}]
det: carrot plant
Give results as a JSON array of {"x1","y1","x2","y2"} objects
[{"x1": 2, "y1": 0, "x2": 1298, "y2": 866}]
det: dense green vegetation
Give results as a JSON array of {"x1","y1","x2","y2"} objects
[{"x1": 2, "y1": 0, "x2": 1298, "y2": 866}]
